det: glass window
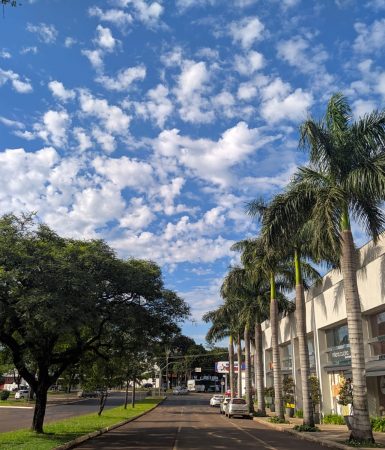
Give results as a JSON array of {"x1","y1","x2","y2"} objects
[
  {"x1": 308, "y1": 337, "x2": 315, "y2": 368},
  {"x1": 326, "y1": 324, "x2": 349, "y2": 348},
  {"x1": 369, "y1": 311, "x2": 385, "y2": 356},
  {"x1": 281, "y1": 343, "x2": 292, "y2": 369}
]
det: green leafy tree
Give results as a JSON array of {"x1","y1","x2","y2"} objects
[{"x1": 0, "y1": 214, "x2": 189, "y2": 433}]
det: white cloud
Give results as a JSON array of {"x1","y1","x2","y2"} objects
[
  {"x1": 131, "y1": 84, "x2": 173, "y2": 127},
  {"x1": 352, "y1": 99, "x2": 378, "y2": 118},
  {"x1": 20, "y1": 46, "x2": 38, "y2": 55},
  {"x1": 48, "y1": 80, "x2": 76, "y2": 102},
  {"x1": 174, "y1": 60, "x2": 214, "y2": 123},
  {"x1": 96, "y1": 65, "x2": 146, "y2": 91},
  {"x1": 95, "y1": 25, "x2": 118, "y2": 51},
  {"x1": 0, "y1": 68, "x2": 33, "y2": 93},
  {"x1": 64, "y1": 37, "x2": 77, "y2": 48},
  {"x1": 0, "y1": 50, "x2": 11, "y2": 59},
  {"x1": 234, "y1": 50, "x2": 264, "y2": 75},
  {"x1": 92, "y1": 127, "x2": 116, "y2": 153},
  {"x1": 26, "y1": 22, "x2": 58, "y2": 44},
  {"x1": 34, "y1": 110, "x2": 70, "y2": 147},
  {"x1": 73, "y1": 127, "x2": 92, "y2": 152},
  {"x1": 79, "y1": 90, "x2": 131, "y2": 135},
  {"x1": 230, "y1": 16, "x2": 265, "y2": 49},
  {"x1": 82, "y1": 49, "x2": 104, "y2": 70},
  {"x1": 93, "y1": 155, "x2": 154, "y2": 190},
  {"x1": 120, "y1": 198, "x2": 155, "y2": 230},
  {"x1": 88, "y1": 6, "x2": 133, "y2": 28},
  {"x1": 354, "y1": 19, "x2": 385, "y2": 53},
  {"x1": 0, "y1": 116, "x2": 24, "y2": 129},
  {"x1": 154, "y1": 122, "x2": 277, "y2": 186}
]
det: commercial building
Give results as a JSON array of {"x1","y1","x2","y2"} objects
[{"x1": 261, "y1": 234, "x2": 385, "y2": 417}]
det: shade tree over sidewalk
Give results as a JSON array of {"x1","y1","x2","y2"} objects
[{"x1": 0, "y1": 214, "x2": 189, "y2": 433}]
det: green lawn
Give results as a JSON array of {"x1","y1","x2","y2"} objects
[
  {"x1": 0, "y1": 397, "x2": 162, "y2": 450},
  {"x1": 0, "y1": 399, "x2": 33, "y2": 407}
]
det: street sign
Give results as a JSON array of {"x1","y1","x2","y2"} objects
[
  {"x1": 221, "y1": 381, "x2": 225, "y2": 385},
  {"x1": 194, "y1": 367, "x2": 202, "y2": 372}
]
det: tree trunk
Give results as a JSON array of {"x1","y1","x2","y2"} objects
[
  {"x1": 98, "y1": 390, "x2": 108, "y2": 416},
  {"x1": 341, "y1": 228, "x2": 374, "y2": 442},
  {"x1": 31, "y1": 383, "x2": 48, "y2": 433},
  {"x1": 255, "y1": 321, "x2": 266, "y2": 415},
  {"x1": 270, "y1": 271, "x2": 284, "y2": 420},
  {"x1": 244, "y1": 324, "x2": 254, "y2": 414},
  {"x1": 132, "y1": 380, "x2": 136, "y2": 408},
  {"x1": 124, "y1": 379, "x2": 129, "y2": 409},
  {"x1": 237, "y1": 333, "x2": 242, "y2": 397},
  {"x1": 294, "y1": 249, "x2": 315, "y2": 427},
  {"x1": 229, "y1": 335, "x2": 235, "y2": 399}
]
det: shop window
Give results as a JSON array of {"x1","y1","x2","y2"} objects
[
  {"x1": 326, "y1": 324, "x2": 349, "y2": 348},
  {"x1": 281, "y1": 343, "x2": 292, "y2": 370},
  {"x1": 308, "y1": 337, "x2": 316, "y2": 368},
  {"x1": 369, "y1": 311, "x2": 385, "y2": 357}
]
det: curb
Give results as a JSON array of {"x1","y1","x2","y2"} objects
[
  {"x1": 252, "y1": 417, "x2": 354, "y2": 450},
  {"x1": 53, "y1": 397, "x2": 166, "y2": 450}
]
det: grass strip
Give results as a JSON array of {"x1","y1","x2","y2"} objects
[{"x1": 0, "y1": 397, "x2": 162, "y2": 450}]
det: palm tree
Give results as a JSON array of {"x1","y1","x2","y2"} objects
[
  {"x1": 203, "y1": 302, "x2": 237, "y2": 398},
  {"x1": 248, "y1": 199, "x2": 322, "y2": 427},
  {"x1": 263, "y1": 93, "x2": 385, "y2": 441},
  {"x1": 232, "y1": 238, "x2": 294, "y2": 420}
]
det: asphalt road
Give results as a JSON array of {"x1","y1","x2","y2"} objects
[
  {"x1": 0, "y1": 391, "x2": 142, "y2": 432},
  {"x1": 75, "y1": 393, "x2": 328, "y2": 450}
]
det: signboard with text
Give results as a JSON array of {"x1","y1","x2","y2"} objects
[{"x1": 215, "y1": 361, "x2": 246, "y2": 373}]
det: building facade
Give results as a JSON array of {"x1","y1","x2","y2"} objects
[{"x1": 261, "y1": 234, "x2": 385, "y2": 417}]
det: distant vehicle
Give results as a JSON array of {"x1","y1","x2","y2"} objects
[
  {"x1": 77, "y1": 390, "x2": 100, "y2": 398},
  {"x1": 15, "y1": 389, "x2": 29, "y2": 399},
  {"x1": 173, "y1": 386, "x2": 189, "y2": 395},
  {"x1": 210, "y1": 394, "x2": 224, "y2": 407},
  {"x1": 225, "y1": 398, "x2": 252, "y2": 419},
  {"x1": 219, "y1": 397, "x2": 231, "y2": 414},
  {"x1": 187, "y1": 379, "x2": 206, "y2": 392},
  {"x1": 142, "y1": 383, "x2": 153, "y2": 388}
]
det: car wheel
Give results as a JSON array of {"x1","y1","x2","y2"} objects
[{"x1": 228, "y1": 414, "x2": 232, "y2": 419}]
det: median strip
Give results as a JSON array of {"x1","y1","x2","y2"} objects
[{"x1": 0, "y1": 397, "x2": 164, "y2": 450}]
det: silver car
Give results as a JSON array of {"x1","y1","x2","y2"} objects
[
  {"x1": 225, "y1": 398, "x2": 252, "y2": 419},
  {"x1": 219, "y1": 396, "x2": 231, "y2": 414},
  {"x1": 210, "y1": 394, "x2": 224, "y2": 406}
]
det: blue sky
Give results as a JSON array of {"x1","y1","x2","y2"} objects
[{"x1": 1, "y1": 0, "x2": 384, "y2": 344}]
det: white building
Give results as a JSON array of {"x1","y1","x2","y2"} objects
[{"x1": 261, "y1": 234, "x2": 385, "y2": 417}]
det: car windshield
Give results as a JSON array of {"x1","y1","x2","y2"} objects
[{"x1": 232, "y1": 399, "x2": 246, "y2": 404}]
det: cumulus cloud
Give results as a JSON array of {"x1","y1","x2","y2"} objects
[
  {"x1": 114, "y1": 0, "x2": 163, "y2": 25},
  {"x1": 131, "y1": 84, "x2": 173, "y2": 127},
  {"x1": 88, "y1": 6, "x2": 133, "y2": 28},
  {"x1": 96, "y1": 65, "x2": 146, "y2": 91},
  {"x1": 0, "y1": 50, "x2": 11, "y2": 59},
  {"x1": 82, "y1": 49, "x2": 104, "y2": 70},
  {"x1": 48, "y1": 80, "x2": 76, "y2": 102},
  {"x1": 234, "y1": 50, "x2": 265, "y2": 75},
  {"x1": 26, "y1": 22, "x2": 58, "y2": 44},
  {"x1": 0, "y1": 68, "x2": 33, "y2": 93},
  {"x1": 154, "y1": 122, "x2": 277, "y2": 186},
  {"x1": 95, "y1": 25, "x2": 118, "y2": 51},
  {"x1": 354, "y1": 19, "x2": 385, "y2": 53},
  {"x1": 33, "y1": 110, "x2": 71, "y2": 147},
  {"x1": 230, "y1": 16, "x2": 265, "y2": 49}
]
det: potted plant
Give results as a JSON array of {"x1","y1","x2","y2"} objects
[
  {"x1": 337, "y1": 377, "x2": 353, "y2": 430},
  {"x1": 309, "y1": 375, "x2": 321, "y2": 424},
  {"x1": 264, "y1": 386, "x2": 275, "y2": 412},
  {"x1": 283, "y1": 376, "x2": 295, "y2": 418}
]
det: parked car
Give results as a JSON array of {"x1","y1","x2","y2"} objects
[
  {"x1": 142, "y1": 383, "x2": 153, "y2": 388},
  {"x1": 219, "y1": 396, "x2": 231, "y2": 414},
  {"x1": 225, "y1": 398, "x2": 252, "y2": 419},
  {"x1": 173, "y1": 386, "x2": 189, "y2": 395},
  {"x1": 210, "y1": 394, "x2": 224, "y2": 407},
  {"x1": 15, "y1": 389, "x2": 29, "y2": 399},
  {"x1": 77, "y1": 390, "x2": 101, "y2": 398}
]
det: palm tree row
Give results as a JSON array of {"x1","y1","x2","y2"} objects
[{"x1": 206, "y1": 94, "x2": 385, "y2": 443}]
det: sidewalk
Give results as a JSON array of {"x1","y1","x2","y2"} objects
[{"x1": 253, "y1": 414, "x2": 385, "y2": 449}]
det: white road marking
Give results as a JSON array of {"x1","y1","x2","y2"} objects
[
  {"x1": 172, "y1": 406, "x2": 184, "y2": 450},
  {"x1": 224, "y1": 416, "x2": 280, "y2": 450}
]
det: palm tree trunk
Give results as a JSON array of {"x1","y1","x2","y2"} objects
[
  {"x1": 237, "y1": 333, "x2": 242, "y2": 397},
  {"x1": 294, "y1": 248, "x2": 314, "y2": 427},
  {"x1": 255, "y1": 320, "x2": 266, "y2": 415},
  {"x1": 270, "y1": 271, "x2": 284, "y2": 420},
  {"x1": 341, "y1": 216, "x2": 374, "y2": 442},
  {"x1": 244, "y1": 324, "x2": 254, "y2": 413},
  {"x1": 229, "y1": 335, "x2": 235, "y2": 399}
]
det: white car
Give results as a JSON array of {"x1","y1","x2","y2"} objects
[
  {"x1": 15, "y1": 389, "x2": 29, "y2": 399},
  {"x1": 210, "y1": 395, "x2": 224, "y2": 406},
  {"x1": 225, "y1": 398, "x2": 252, "y2": 419},
  {"x1": 173, "y1": 386, "x2": 189, "y2": 395}
]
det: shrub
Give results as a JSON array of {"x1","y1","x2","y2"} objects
[
  {"x1": 371, "y1": 416, "x2": 385, "y2": 432},
  {"x1": 269, "y1": 416, "x2": 289, "y2": 424},
  {"x1": 295, "y1": 409, "x2": 303, "y2": 418},
  {"x1": 323, "y1": 414, "x2": 345, "y2": 425},
  {"x1": 253, "y1": 410, "x2": 267, "y2": 417},
  {"x1": 343, "y1": 439, "x2": 382, "y2": 448},
  {"x1": 293, "y1": 424, "x2": 320, "y2": 432},
  {"x1": 0, "y1": 390, "x2": 10, "y2": 400}
]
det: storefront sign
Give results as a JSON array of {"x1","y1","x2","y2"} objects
[
  {"x1": 331, "y1": 346, "x2": 351, "y2": 365},
  {"x1": 215, "y1": 361, "x2": 246, "y2": 373}
]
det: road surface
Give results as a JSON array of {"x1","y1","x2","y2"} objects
[
  {"x1": 0, "y1": 391, "x2": 144, "y2": 432},
  {"x1": 76, "y1": 393, "x2": 328, "y2": 450}
]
